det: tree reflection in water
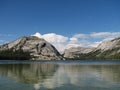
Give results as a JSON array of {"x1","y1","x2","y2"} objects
[
  {"x1": 0, "y1": 63, "x2": 120, "y2": 90},
  {"x1": 0, "y1": 63, "x2": 58, "y2": 84}
]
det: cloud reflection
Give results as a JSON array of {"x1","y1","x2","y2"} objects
[{"x1": 0, "y1": 63, "x2": 120, "y2": 90}]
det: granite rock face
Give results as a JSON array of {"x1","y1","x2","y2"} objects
[
  {"x1": 63, "y1": 37, "x2": 120, "y2": 60},
  {"x1": 96, "y1": 37, "x2": 120, "y2": 51},
  {"x1": 0, "y1": 36, "x2": 63, "y2": 60},
  {"x1": 63, "y1": 47, "x2": 95, "y2": 59}
]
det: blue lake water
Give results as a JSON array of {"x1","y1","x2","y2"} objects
[{"x1": 0, "y1": 60, "x2": 120, "y2": 90}]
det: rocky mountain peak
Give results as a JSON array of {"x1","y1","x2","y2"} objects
[
  {"x1": 97, "y1": 38, "x2": 120, "y2": 51},
  {"x1": 63, "y1": 37, "x2": 120, "y2": 60},
  {"x1": 0, "y1": 36, "x2": 63, "y2": 60}
]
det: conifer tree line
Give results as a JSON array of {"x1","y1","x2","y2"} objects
[{"x1": 0, "y1": 49, "x2": 31, "y2": 60}]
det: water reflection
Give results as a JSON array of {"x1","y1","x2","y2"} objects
[
  {"x1": 0, "y1": 62, "x2": 120, "y2": 90},
  {"x1": 0, "y1": 63, "x2": 58, "y2": 84}
]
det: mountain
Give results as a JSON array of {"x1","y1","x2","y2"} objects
[
  {"x1": 63, "y1": 37, "x2": 120, "y2": 60},
  {"x1": 97, "y1": 37, "x2": 120, "y2": 51},
  {"x1": 64, "y1": 47, "x2": 95, "y2": 59},
  {"x1": 0, "y1": 36, "x2": 63, "y2": 60}
]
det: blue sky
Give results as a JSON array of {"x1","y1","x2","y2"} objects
[{"x1": 0, "y1": 0, "x2": 120, "y2": 51}]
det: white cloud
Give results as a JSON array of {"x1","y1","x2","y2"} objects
[
  {"x1": 42, "y1": 33, "x2": 68, "y2": 43},
  {"x1": 89, "y1": 41, "x2": 102, "y2": 47},
  {"x1": 65, "y1": 44, "x2": 80, "y2": 49},
  {"x1": 70, "y1": 37, "x2": 78, "y2": 41},
  {"x1": 69, "y1": 37, "x2": 78, "y2": 43},
  {"x1": 0, "y1": 40, "x2": 4, "y2": 42},
  {"x1": 0, "y1": 33, "x2": 13, "y2": 45},
  {"x1": 32, "y1": 33, "x2": 68, "y2": 43},
  {"x1": 32, "y1": 33, "x2": 68, "y2": 51},
  {"x1": 33, "y1": 32, "x2": 42, "y2": 38},
  {"x1": 73, "y1": 34, "x2": 88, "y2": 39},
  {"x1": 90, "y1": 32, "x2": 111, "y2": 38},
  {"x1": 32, "y1": 32, "x2": 120, "y2": 52},
  {"x1": 0, "y1": 34, "x2": 12, "y2": 37},
  {"x1": 90, "y1": 32, "x2": 120, "y2": 39},
  {"x1": 0, "y1": 39, "x2": 7, "y2": 45}
]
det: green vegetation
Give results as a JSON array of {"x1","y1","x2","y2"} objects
[
  {"x1": 65, "y1": 48, "x2": 120, "y2": 60},
  {"x1": 0, "y1": 49, "x2": 31, "y2": 60},
  {"x1": 97, "y1": 48, "x2": 120, "y2": 60}
]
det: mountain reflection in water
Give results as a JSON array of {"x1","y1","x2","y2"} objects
[{"x1": 0, "y1": 62, "x2": 120, "y2": 90}]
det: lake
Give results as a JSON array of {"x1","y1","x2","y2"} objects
[{"x1": 0, "y1": 60, "x2": 120, "y2": 90}]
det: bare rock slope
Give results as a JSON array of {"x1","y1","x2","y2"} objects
[
  {"x1": 63, "y1": 37, "x2": 120, "y2": 60},
  {"x1": 0, "y1": 36, "x2": 63, "y2": 60},
  {"x1": 64, "y1": 47, "x2": 95, "y2": 59}
]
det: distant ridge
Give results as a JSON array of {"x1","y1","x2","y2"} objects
[{"x1": 63, "y1": 37, "x2": 120, "y2": 60}]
